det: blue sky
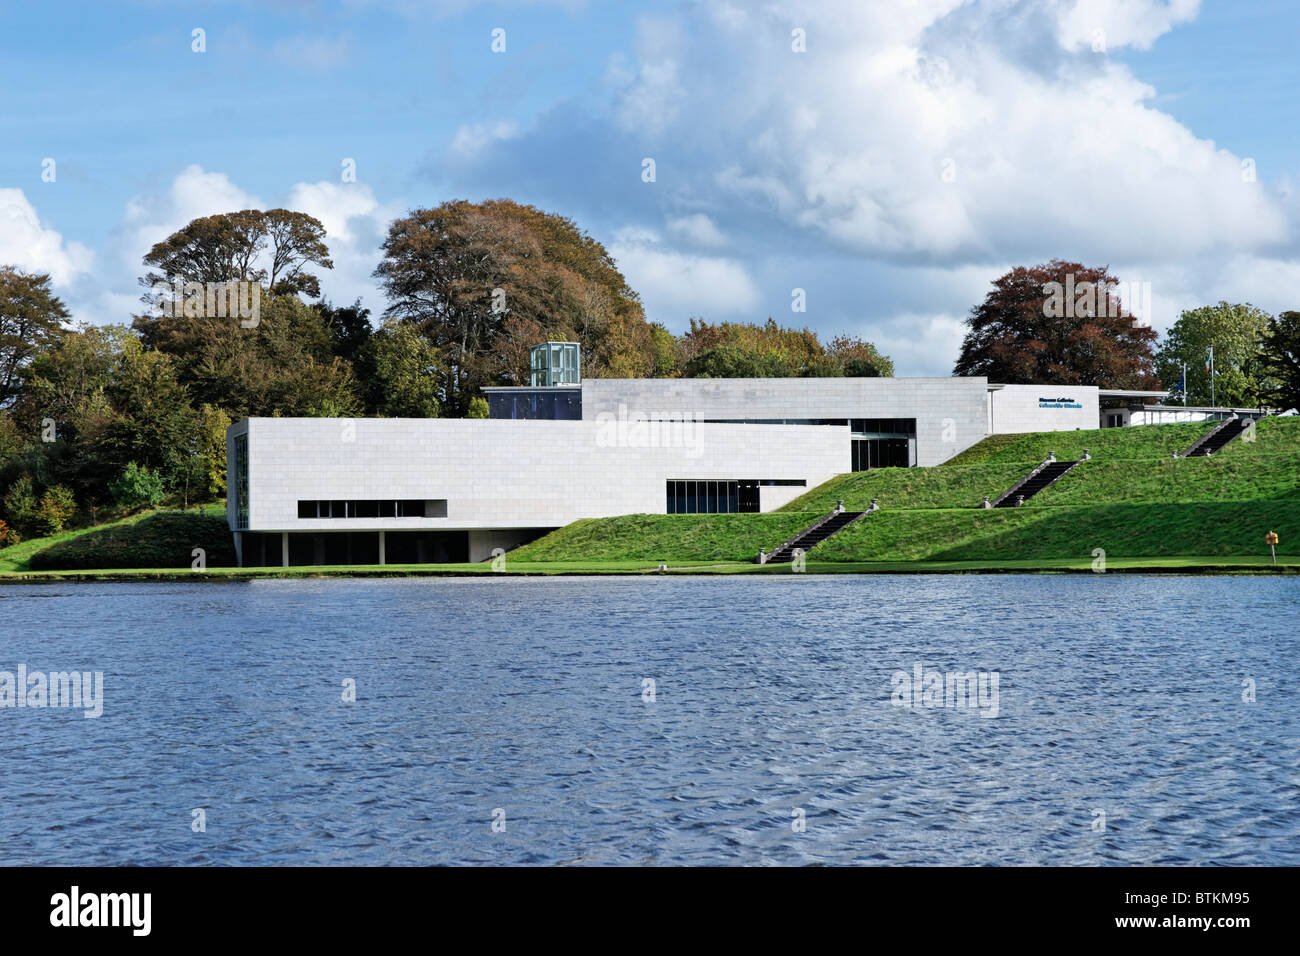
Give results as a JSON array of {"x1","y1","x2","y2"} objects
[{"x1": 3, "y1": 0, "x2": 1298, "y2": 375}]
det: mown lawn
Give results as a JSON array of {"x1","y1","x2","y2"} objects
[
  {"x1": 508, "y1": 512, "x2": 818, "y2": 563},
  {"x1": 811, "y1": 501, "x2": 1299, "y2": 562},
  {"x1": 779, "y1": 463, "x2": 1034, "y2": 512},
  {"x1": 942, "y1": 419, "x2": 1218, "y2": 465}
]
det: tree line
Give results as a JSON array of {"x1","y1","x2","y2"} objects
[
  {"x1": 3, "y1": 204, "x2": 1298, "y2": 547},
  {"x1": 0, "y1": 199, "x2": 892, "y2": 544}
]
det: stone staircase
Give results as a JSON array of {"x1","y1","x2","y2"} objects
[
  {"x1": 991, "y1": 457, "x2": 1082, "y2": 508},
  {"x1": 757, "y1": 505, "x2": 874, "y2": 564}
]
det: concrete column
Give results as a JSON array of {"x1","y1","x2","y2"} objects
[
  {"x1": 378, "y1": 530, "x2": 386, "y2": 566},
  {"x1": 281, "y1": 531, "x2": 289, "y2": 567}
]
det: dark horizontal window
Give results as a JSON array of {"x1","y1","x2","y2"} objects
[
  {"x1": 850, "y1": 418, "x2": 916, "y2": 436},
  {"x1": 297, "y1": 499, "x2": 447, "y2": 519}
]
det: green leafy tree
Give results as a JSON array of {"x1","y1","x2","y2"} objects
[
  {"x1": 0, "y1": 267, "x2": 69, "y2": 407},
  {"x1": 362, "y1": 322, "x2": 443, "y2": 417},
  {"x1": 2, "y1": 473, "x2": 39, "y2": 537},
  {"x1": 466, "y1": 396, "x2": 489, "y2": 419},
  {"x1": 1259, "y1": 310, "x2": 1300, "y2": 412},
  {"x1": 1154, "y1": 302, "x2": 1273, "y2": 407},
  {"x1": 108, "y1": 462, "x2": 165, "y2": 510}
]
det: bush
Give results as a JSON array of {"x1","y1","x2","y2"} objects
[
  {"x1": 467, "y1": 396, "x2": 489, "y2": 419},
  {"x1": 28, "y1": 512, "x2": 236, "y2": 570},
  {"x1": 109, "y1": 462, "x2": 165, "y2": 509},
  {"x1": 0, "y1": 519, "x2": 20, "y2": 548},
  {"x1": 36, "y1": 484, "x2": 77, "y2": 536},
  {"x1": 2, "y1": 474, "x2": 39, "y2": 537}
]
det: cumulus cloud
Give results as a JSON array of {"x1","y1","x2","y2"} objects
[
  {"x1": 119, "y1": 165, "x2": 262, "y2": 272},
  {"x1": 608, "y1": 227, "x2": 761, "y2": 321},
  {"x1": 0, "y1": 189, "x2": 93, "y2": 286},
  {"x1": 666, "y1": 213, "x2": 728, "y2": 248}
]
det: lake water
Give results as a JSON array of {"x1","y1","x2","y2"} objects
[{"x1": 1, "y1": 575, "x2": 1297, "y2": 865}]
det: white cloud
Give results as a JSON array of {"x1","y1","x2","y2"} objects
[
  {"x1": 609, "y1": 227, "x2": 761, "y2": 321},
  {"x1": 448, "y1": 121, "x2": 520, "y2": 160},
  {"x1": 666, "y1": 213, "x2": 728, "y2": 248},
  {"x1": 607, "y1": 0, "x2": 1284, "y2": 266},
  {"x1": 0, "y1": 189, "x2": 93, "y2": 286},
  {"x1": 119, "y1": 165, "x2": 262, "y2": 272}
]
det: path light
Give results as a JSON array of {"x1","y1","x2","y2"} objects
[
  {"x1": 982, "y1": 495, "x2": 991, "y2": 509},
  {"x1": 870, "y1": 498, "x2": 879, "y2": 512},
  {"x1": 836, "y1": 499, "x2": 844, "y2": 513},
  {"x1": 1016, "y1": 494, "x2": 1025, "y2": 507},
  {"x1": 1047, "y1": 451, "x2": 1056, "y2": 462},
  {"x1": 1082, "y1": 449, "x2": 1091, "y2": 460}
]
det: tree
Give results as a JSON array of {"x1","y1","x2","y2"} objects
[
  {"x1": 35, "y1": 484, "x2": 76, "y2": 535},
  {"x1": 953, "y1": 261, "x2": 1159, "y2": 388},
  {"x1": 825, "y1": 334, "x2": 894, "y2": 377},
  {"x1": 317, "y1": 298, "x2": 373, "y2": 367},
  {"x1": 262, "y1": 209, "x2": 333, "y2": 297},
  {"x1": 0, "y1": 267, "x2": 69, "y2": 406},
  {"x1": 674, "y1": 318, "x2": 893, "y2": 379},
  {"x1": 361, "y1": 321, "x2": 443, "y2": 417},
  {"x1": 1154, "y1": 302, "x2": 1272, "y2": 407},
  {"x1": 1259, "y1": 310, "x2": 1300, "y2": 412},
  {"x1": 2, "y1": 473, "x2": 38, "y2": 537},
  {"x1": 108, "y1": 462, "x2": 165, "y2": 510},
  {"x1": 138, "y1": 208, "x2": 332, "y2": 309},
  {"x1": 374, "y1": 199, "x2": 655, "y2": 413}
]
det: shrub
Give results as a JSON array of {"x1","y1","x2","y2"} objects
[
  {"x1": 2, "y1": 474, "x2": 39, "y2": 537},
  {"x1": 36, "y1": 484, "x2": 77, "y2": 536},
  {"x1": 467, "y1": 396, "x2": 489, "y2": 419},
  {"x1": 0, "y1": 519, "x2": 20, "y2": 548},
  {"x1": 109, "y1": 462, "x2": 165, "y2": 509}
]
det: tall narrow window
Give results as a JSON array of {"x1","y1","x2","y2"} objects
[{"x1": 234, "y1": 434, "x2": 249, "y2": 530}]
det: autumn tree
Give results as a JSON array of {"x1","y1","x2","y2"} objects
[
  {"x1": 374, "y1": 199, "x2": 654, "y2": 412},
  {"x1": 953, "y1": 261, "x2": 1159, "y2": 388},
  {"x1": 137, "y1": 208, "x2": 332, "y2": 310}
]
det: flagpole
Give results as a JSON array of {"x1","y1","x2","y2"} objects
[{"x1": 1210, "y1": 345, "x2": 1216, "y2": 410}]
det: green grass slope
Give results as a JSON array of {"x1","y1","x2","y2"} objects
[
  {"x1": 813, "y1": 501, "x2": 1298, "y2": 562},
  {"x1": 508, "y1": 512, "x2": 816, "y2": 563},
  {"x1": 943, "y1": 419, "x2": 1215, "y2": 465},
  {"x1": 779, "y1": 463, "x2": 1033, "y2": 512},
  {"x1": 24, "y1": 509, "x2": 234, "y2": 571}
]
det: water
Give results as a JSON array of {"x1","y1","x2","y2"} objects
[{"x1": 1, "y1": 575, "x2": 1297, "y2": 865}]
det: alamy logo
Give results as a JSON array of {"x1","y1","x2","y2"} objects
[
  {"x1": 595, "y1": 404, "x2": 703, "y2": 457},
  {"x1": 150, "y1": 278, "x2": 261, "y2": 327},
  {"x1": 0, "y1": 665, "x2": 103, "y2": 718},
  {"x1": 50, "y1": 886, "x2": 150, "y2": 936},
  {"x1": 891, "y1": 662, "x2": 999, "y2": 718}
]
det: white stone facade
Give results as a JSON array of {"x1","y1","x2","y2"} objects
[
  {"x1": 580, "y1": 376, "x2": 992, "y2": 467},
  {"x1": 226, "y1": 416, "x2": 848, "y2": 536},
  {"x1": 986, "y1": 384, "x2": 1100, "y2": 435}
]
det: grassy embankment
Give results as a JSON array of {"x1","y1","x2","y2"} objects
[
  {"x1": 3, "y1": 418, "x2": 1296, "y2": 578},
  {"x1": 510, "y1": 416, "x2": 1300, "y2": 570}
]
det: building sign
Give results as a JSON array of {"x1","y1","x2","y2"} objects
[{"x1": 1038, "y1": 396, "x2": 1083, "y2": 409}]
